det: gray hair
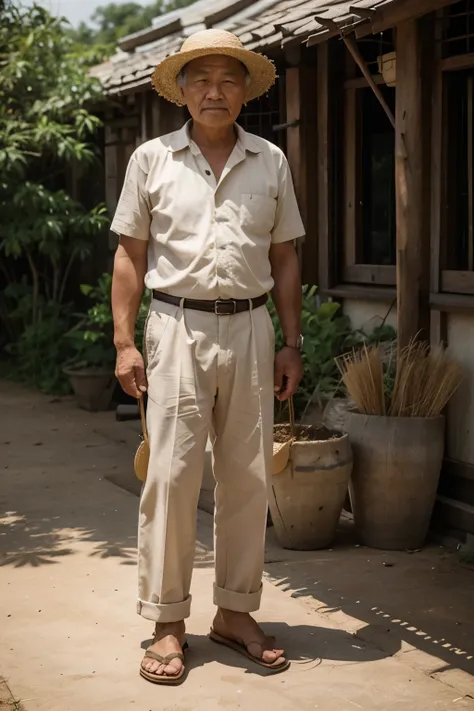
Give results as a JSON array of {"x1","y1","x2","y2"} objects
[{"x1": 177, "y1": 61, "x2": 251, "y2": 88}]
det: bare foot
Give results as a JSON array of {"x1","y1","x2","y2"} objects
[
  {"x1": 141, "y1": 621, "x2": 186, "y2": 678},
  {"x1": 213, "y1": 609, "x2": 286, "y2": 666}
]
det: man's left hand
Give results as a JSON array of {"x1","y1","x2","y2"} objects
[{"x1": 274, "y1": 347, "x2": 303, "y2": 401}]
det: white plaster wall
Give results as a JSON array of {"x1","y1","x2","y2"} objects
[
  {"x1": 342, "y1": 299, "x2": 397, "y2": 333},
  {"x1": 446, "y1": 314, "x2": 474, "y2": 464}
]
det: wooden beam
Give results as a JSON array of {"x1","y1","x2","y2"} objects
[
  {"x1": 395, "y1": 20, "x2": 425, "y2": 348},
  {"x1": 286, "y1": 65, "x2": 318, "y2": 284},
  {"x1": 286, "y1": 66, "x2": 304, "y2": 268},
  {"x1": 317, "y1": 42, "x2": 336, "y2": 293},
  {"x1": 344, "y1": 74, "x2": 385, "y2": 89},
  {"x1": 356, "y1": 0, "x2": 458, "y2": 38},
  {"x1": 311, "y1": 15, "x2": 396, "y2": 128},
  {"x1": 323, "y1": 284, "x2": 397, "y2": 302},
  {"x1": 343, "y1": 35, "x2": 395, "y2": 129},
  {"x1": 441, "y1": 53, "x2": 474, "y2": 72},
  {"x1": 349, "y1": 6, "x2": 374, "y2": 20},
  {"x1": 430, "y1": 292, "x2": 474, "y2": 313},
  {"x1": 286, "y1": 67, "x2": 303, "y2": 208},
  {"x1": 343, "y1": 265, "x2": 397, "y2": 286},
  {"x1": 441, "y1": 270, "x2": 474, "y2": 294},
  {"x1": 430, "y1": 12, "x2": 447, "y2": 345}
]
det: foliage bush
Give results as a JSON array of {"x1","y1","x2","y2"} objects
[
  {"x1": 267, "y1": 286, "x2": 396, "y2": 420},
  {"x1": 66, "y1": 273, "x2": 151, "y2": 370},
  {"x1": 0, "y1": 2, "x2": 110, "y2": 389}
]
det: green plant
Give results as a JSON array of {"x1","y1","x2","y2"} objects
[
  {"x1": 66, "y1": 273, "x2": 151, "y2": 370},
  {"x1": 268, "y1": 286, "x2": 396, "y2": 421},
  {"x1": 0, "y1": 2, "x2": 109, "y2": 341},
  {"x1": 135, "y1": 290, "x2": 152, "y2": 353},
  {"x1": 66, "y1": 273, "x2": 115, "y2": 369},
  {"x1": 4, "y1": 284, "x2": 75, "y2": 394}
]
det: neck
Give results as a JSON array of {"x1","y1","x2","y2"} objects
[{"x1": 190, "y1": 121, "x2": 237, "y2": 151}]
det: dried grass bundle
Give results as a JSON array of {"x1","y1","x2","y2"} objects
[
  {"x1": 337, "y1": 344, "x2": 386, "y2": 416},
  {"x1": 336, "y1": 340, "x2": 463, "y2": 418}
]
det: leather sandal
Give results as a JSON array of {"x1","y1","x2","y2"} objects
[
  {"x1": 209, "y1": 629, "x2": 290, "y2": 673},
  {"x1": 139, "y1": 641, "x2": 189, "y2": 685}
]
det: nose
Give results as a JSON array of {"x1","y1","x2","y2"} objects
[{"x1": 206, "y1": 82, "x2": 223, "y2": 100}]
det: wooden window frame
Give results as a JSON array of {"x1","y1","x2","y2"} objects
[
  {"x1": 342, "y1": 85, "x2": 396, "y2": 286},
  {"x1": 433, "y1": 63, "x2": 474, "y2": 295},
  {"x1": 432, "y1": 5, "x2": 474, "y2": 298}
]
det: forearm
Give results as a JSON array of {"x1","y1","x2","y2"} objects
[
  {"x1": 270, "y1": 244, "x2": 301, "y2": 345},
  {"x1": 112, "y1": 243, "x2": 146, "y2": 349}
]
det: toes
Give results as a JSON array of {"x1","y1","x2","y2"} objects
[
  {"x1": 262, "y1": 649, "x2": 285, "y2": 665},
  {"x1": 142, "y1": 659, "x2": 167, "y2": 675},
  {"x1": 163, "y1": 661, "x2": 182, "y2": 677}
]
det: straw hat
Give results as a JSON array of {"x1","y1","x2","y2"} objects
[{"x1": 151, "y1": 29, "x2": 276, "y2": 106}]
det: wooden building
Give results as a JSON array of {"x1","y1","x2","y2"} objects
[{"x1": 92, "y1": 0, "x2": 474, "y2": 539}]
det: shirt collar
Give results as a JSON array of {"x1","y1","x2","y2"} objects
[{"x1": 166, "y1": 120, "x2": 262, "y2": 155}]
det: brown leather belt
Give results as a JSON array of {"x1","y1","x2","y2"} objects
[{"x1": 152, "y1": 290, "x2": 267, "y2": 316}]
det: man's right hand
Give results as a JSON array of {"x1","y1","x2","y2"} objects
[{"x1": 115, "y1": 345, "x2": 147, "y2": 398}]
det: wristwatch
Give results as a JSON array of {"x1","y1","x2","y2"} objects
[{"x1": 284, "y1": 334, "x2": 304, "y2": 351}]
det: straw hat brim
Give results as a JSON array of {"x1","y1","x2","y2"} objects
[{"x1": 152, "y1": 46, "x2": 277, "y2": 106}]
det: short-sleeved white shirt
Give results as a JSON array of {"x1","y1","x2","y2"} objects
[{"x1": 111, "y1": 120, "x2": 305, "y2": 300}]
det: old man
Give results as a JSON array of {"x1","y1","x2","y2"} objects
[{"x1": 111, "y1": 28, "x2": 305, "y2": 685}]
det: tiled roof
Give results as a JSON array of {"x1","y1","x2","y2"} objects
[
  {"x1": 226, "y1": 0, "x2": 395, "y2": 51},
  {"x1": 91, "y1": 0, "x2": 397, "y2": 95}
]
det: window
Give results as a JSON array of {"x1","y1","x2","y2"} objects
[
  {"x1": 239, "y1": 78, "x2": 286, "y2": 153},
  {"x1": 360, "y1": 88, "x2": 396, "y2": 266},
  {"x1": 435, "y1": 2, "x2": 474, "y2": 294},
  {"x1": 339, "y1": 34, "x2": 396, "y2": 286},
  {"x1": 441, "y1": 0, "x2": 474, "y2": 58},
  {"x1": 342, "y1": 84, "x2": 396, "y2": 284}
]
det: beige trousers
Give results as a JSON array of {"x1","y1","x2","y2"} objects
[{"x1": 137, "y1": 299, "x2": 275, "y2": 623}]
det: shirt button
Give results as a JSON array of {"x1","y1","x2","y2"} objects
[{"x1": 205, "y1": 170, "x2": 211, "y2": 176}]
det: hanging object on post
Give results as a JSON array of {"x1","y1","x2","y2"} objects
[{"x1": 378, "y1": 51, "x2": 396, "y2": 87}]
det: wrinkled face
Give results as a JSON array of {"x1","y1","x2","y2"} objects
[{"x1": 179, "y1": 54, "x2": 247, "y2": 128}]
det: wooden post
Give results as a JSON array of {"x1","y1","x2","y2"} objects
[
  {"x1": 317, "y1": 42, "x2": 336, "y2": 294},
  {"x1": 286, "y1": 67, "x2": 304, "y2": 217},
  {"x1": 395, "y1": 20, "x2": 426, "y2": 348},
  {"x1": 285, "y1": 64, "x2": 318, "y2": 284}
]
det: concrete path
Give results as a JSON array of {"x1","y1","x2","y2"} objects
[{"x1": 1, "y1": 381, "x2": 473, "y2": 710}]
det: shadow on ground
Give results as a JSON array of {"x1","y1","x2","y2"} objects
[
  {"x1": 140, "y1": 619, "x2": 390, "y2": 673},
  {"x1": 265, "y1": 517, "x2": 474, "y2": 682},
  {"x1": 1, "y1": 380, "x2": 473, "y2": 691},
  {"x1": 0, "y1": 381, "x2": 213, "y2": 571}
]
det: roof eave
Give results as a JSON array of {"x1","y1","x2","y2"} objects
[{"x1": 118, "y1": 17, "x2": 182, "y2": 52}]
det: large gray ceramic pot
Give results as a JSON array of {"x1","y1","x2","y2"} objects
[{"x1": 345, "y1": 412, "x2": 445, "y2": 550}]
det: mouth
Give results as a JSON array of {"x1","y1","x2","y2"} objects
[{"x1": 202, "y1": 107, "x2": 228, "y2": 112}]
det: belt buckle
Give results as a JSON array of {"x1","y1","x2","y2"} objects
[{"x1": 214, "y1": 299, "x2": 237, "y2": 316}]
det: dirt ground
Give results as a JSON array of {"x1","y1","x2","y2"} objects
[{"x1": 1, "y1": 379, "x2": 473, "y2": 710}]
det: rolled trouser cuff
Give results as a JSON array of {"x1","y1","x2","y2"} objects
[
  {"x1": 213, "y1": 583, "x2": 262, "y2": 613},
  {"x1": 137, "y1": 595, "x2": 192, "y2": 623}
]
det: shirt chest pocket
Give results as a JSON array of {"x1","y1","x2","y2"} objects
[{"x1": 240, "y1": 193, "x2": 277, "y2": 237}]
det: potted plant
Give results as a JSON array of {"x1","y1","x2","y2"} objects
[
  {"x1": 64, "y1": 275, "x2": 152, "y2": 411},
  {"x1": 268, "y1": 287, "x2": 396, "y2": 426},
  {"x1": 337, "y1": 341, "x2": 463, "y2": 550},
  {"x1": 63, "y1": 273, "x2": 116, "y2": 411},
  {"x1": 266, "y1": 287, "x2": 359, "y2": 550},
  {"x1": 269, "y1": 398, "x2": 353, "y2": 550},
  {"x1": 265, "y1": 287, "x2": 396, "y2": 551}
]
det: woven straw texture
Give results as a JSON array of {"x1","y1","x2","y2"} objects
[{"x1": 151, "y1": 29, "x2": 276, "y2": 106}]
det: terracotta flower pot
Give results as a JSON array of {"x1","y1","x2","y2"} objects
[
  {"x1": 269, "y1": 425, "x2": 353, "y2": 550},
  {"x1": 64, "y1": 367, "x2": 115, "y2": 412}
]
